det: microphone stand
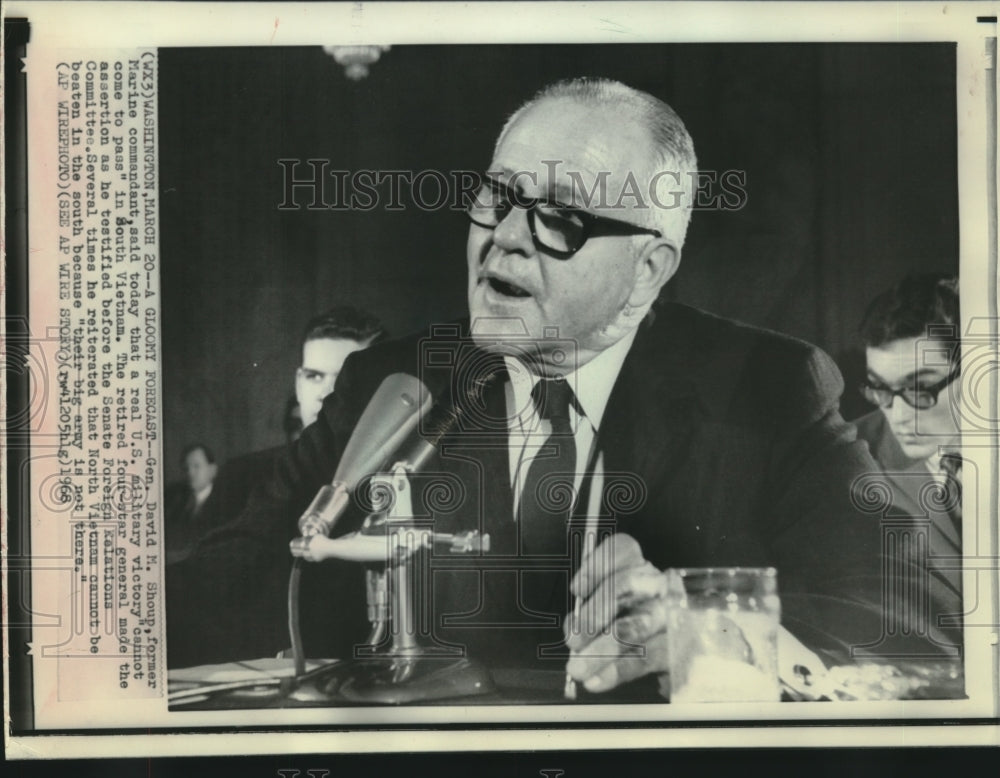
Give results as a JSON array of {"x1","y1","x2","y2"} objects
[{"x1": 288, "y1": 462, "x2": 495, "y2": 704}]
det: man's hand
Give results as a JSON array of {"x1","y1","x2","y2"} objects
[{"x1": 563, "y1": 533, "x2": 670, "y2": 693}]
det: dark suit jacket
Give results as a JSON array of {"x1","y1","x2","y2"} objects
[
  {"x1": 168, "y1": 445, "x2": 294, "y2": 662},
  {"x1": 168, "y1": 304, "x2": 899, "y2": 672},
  {"x1": 212, "y1": 445, "x2": 289, "y2": 525},
  {"x1": 853, "y1": 410, "x2": 963, "y2": 653},
  {"x1": 164, "y1": 481, "x2": 223, "y2": 566}
]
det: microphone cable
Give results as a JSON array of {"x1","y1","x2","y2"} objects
[{"x1": 288, "y1": 558, "x2": 307, "y2": 678}]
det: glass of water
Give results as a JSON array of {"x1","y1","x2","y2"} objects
[{"x1": 665, "y1": 567, "x2": 781, "y2": 703}]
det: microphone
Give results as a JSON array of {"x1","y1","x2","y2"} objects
[
  {"x1": 297, "y1": 361, "x2": 504, "y2": 538},
  {"x1": 378, "y1": 363, "x2": 503, "y2": 480},
  {"x1": 297, "y1": 373, "x2": 432, "y2": 537},
  {"x1": 287, "y1": 363, "x2": 502, "y2": 682}
]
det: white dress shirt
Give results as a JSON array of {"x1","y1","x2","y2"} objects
[
  {"x1": 926, "y1": 451, "x2": 943, "y2": 483},
  {"x1": 926, "y1": 448, "x2": 962, "y2": 487},
  {"x1": 192, "y1": 483, "x2": 213, "y2": 515},
  {"x1": 503, "y1": 329, "x2": 637, "y2": 520}
]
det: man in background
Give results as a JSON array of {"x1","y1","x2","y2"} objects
[
  {"x1": 855, "y1": 273, "x2": 963, "y2": 653},
  {"x1": 164, "y1": 443, "x2": 219, "y2": 564},
  {"x1": 295, "y1": 306, "x2": 387, "y2": 430},
  {"x1": 166, "y1": 306, "x2": 384, "y2": 666},
  {"x1": 212, "y1": 305, "x2": 386, "y2": 523}
]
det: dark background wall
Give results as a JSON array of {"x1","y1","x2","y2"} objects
[{"x1": 158, "y1": 43, "x2": 958, "y2": 475}]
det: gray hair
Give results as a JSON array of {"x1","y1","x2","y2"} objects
[{"x1": 497, "y1": 77, "x2": 699, "y2": 248}]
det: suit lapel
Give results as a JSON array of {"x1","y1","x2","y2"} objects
[
  {"x1": 597, "y1": 313, "x2": 704, "y2": 535},
  {"x1": 474, "y1": 372, "x2": 516, "y2": 553},
  {"x1": 868, "y1": 418, "x2": 963, "y2": 566},
  {"x1": 435, "y1": 347, "x2": 514, "y2": 550},
  {"x1": 875, "y1": 456, "x2": 963, "y2": 609},
  {"x1": 856, "y1": 412, "x2": 963, "y2": 634},
  {"x1": 895, "y1": 463, "x2": 962, "y2": 553}
]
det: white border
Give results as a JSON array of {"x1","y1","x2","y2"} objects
[{"x1": 3, "y1": 0, "x2": 998, "y2": 758}]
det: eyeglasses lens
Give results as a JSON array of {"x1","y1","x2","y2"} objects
[
  {"x1": 860, "y1": 385, "x2": 936, "y2": 410},
  {"x1": 468, "y1": 183, "x2": 586, "y2": 255},
  {"x1": 534, "y1": 204, "x2": 584, "y2": 254}
]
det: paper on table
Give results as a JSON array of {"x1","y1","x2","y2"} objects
[
  {"x1": 169, "y1": 658, "x2": 335, "y2": 685},
  {"x1": 777, "y1": 627, "x2": 840, "y2": 701}
]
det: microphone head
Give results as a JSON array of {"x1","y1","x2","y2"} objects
[{"x1": 333, "y1": 373, "x2": 432, "y2": 488}]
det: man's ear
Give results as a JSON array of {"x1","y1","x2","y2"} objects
[{"x1": 629, "y1": 238, "x2": 680, "y2": 308}]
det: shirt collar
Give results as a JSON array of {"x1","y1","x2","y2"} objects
[
  {"x1": 193, "y1": 483, "x2": 213, "y2": 506},
  {"x1": 504, "y1": 328, "x2": 638, "y2": 430},
  {"x1": 926, "y1": 447, "x2": 962, "y2": 476}
]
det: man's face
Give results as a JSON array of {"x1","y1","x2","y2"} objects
[
  {"x1": 865, "y1": 336, "x2": 960, "y2": 460},
  {"x1": 184, "y1": 448, "x2": 217, "y2": 493},
  {"x1": 467, "y1": 98, "x2": 668, "y2": 371},
  {"x1": 295, "y1": 337, "x2": 367, "y2": 428}
]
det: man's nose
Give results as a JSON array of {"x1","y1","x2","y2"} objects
[
  {"x1": 491, "y1": 206, "x2": 536, "y2": 256},
  {"x1": 886, "y1": 394, "x2": 914, "y2": 425}
]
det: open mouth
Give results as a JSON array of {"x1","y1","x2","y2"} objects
[{"x1": 487, "y1": 277, "x2": 532, "y2": 298}]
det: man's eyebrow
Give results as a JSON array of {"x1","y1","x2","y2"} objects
[
  {"x1": 907, "y1": 368, "x2": 946, "y2": 382},
  {"x1": 546, "y1": 180, "x2": 581, "y2": 206},
  {"x1": 488, "y1": 168, "x2": 580, "y2": 207},
  {"x1": 866, "y1": 369, "x2": 889, "y2": 386},
  {"x1": 867, "y1": 367, "x2": 943, "y2": 386},
  {"x1": 488, "y1": 167, "x2": 517, "y2": 186},
  {"x1": 486, "y1": 170, "x2": 529, "y2": 198}
]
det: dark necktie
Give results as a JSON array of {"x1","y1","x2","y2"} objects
[
  {"x1": 519, "y1": 377, "x2": 577, "y2": 557},
  {"x1": 939, "y1": 453, "x2": 962, "y2": 532}
]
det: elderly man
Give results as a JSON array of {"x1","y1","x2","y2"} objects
[{"x1": 170, "y1": 79, "x2": 891, "y2": 696}]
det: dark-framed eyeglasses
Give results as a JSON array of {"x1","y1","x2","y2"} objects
[
  {"x1": 465, "y1": 175, "x2": 662, "y2": 259},
  {"x1": 859, "y1": 367, "x2": 960, "y2": 410}
]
